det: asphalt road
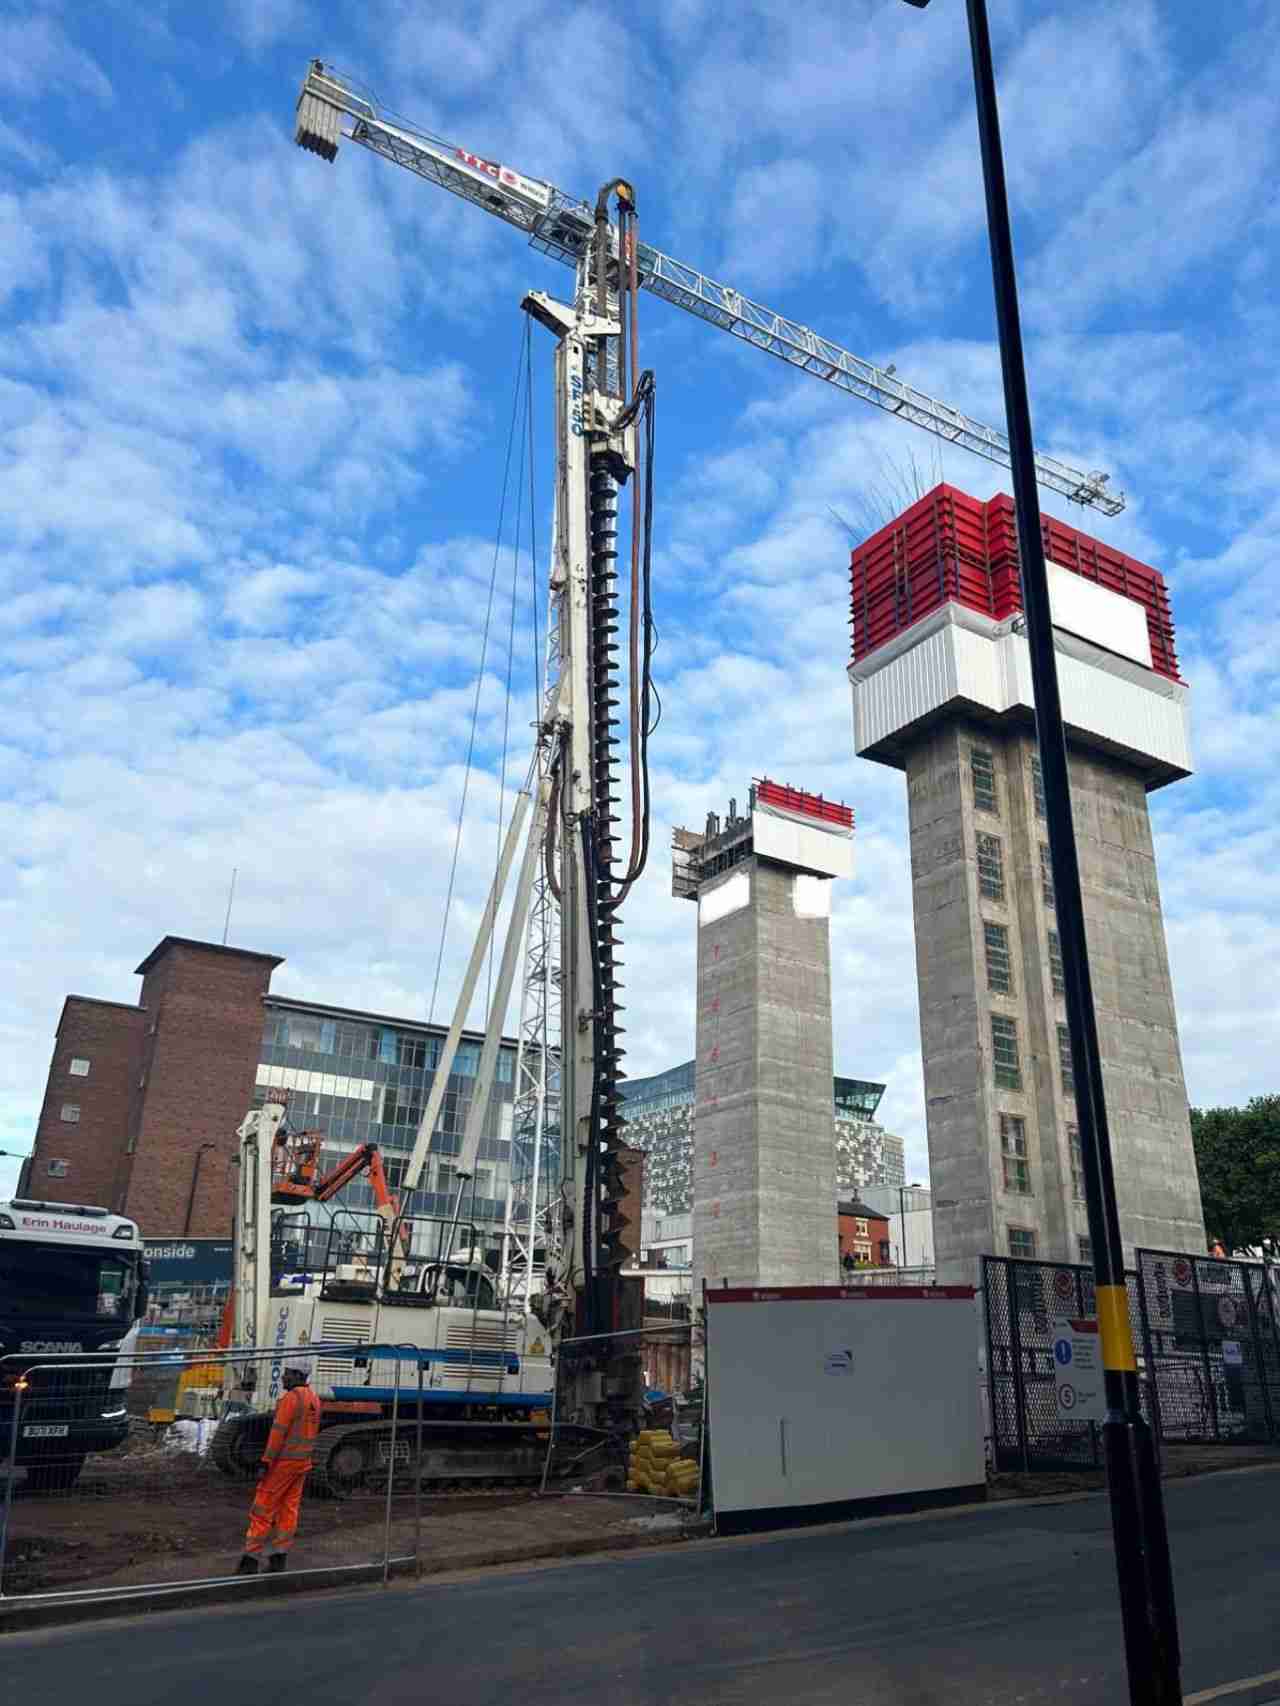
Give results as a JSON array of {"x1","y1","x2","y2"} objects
[{"x1": 6, "y1": 1468, "x2": 1280, "y2": 1706}]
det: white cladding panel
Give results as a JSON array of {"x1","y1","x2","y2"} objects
[
  {"x1": 850, "y1": 609, "x2": 1190, "y2": 778},
  {"x1": 698, "y1": 869, "x2": 751, "y2": 926},
  {"x1": 1048, "y1": 562, "x2": 1152, "y2": 669},
  {"x1": 707, "y1": 1292, "x2": 984, "y2": 1520},
  {"x1": 751, "y1": 806, "x2": 853, "y2": 879}
]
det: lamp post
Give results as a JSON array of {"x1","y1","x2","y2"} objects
[
  {"x1": 899, "y1": 5, "x2": 1181, "y2": 1702},
  {"x1": 899, "y1": 1181, "x2": 921, "y2": 1271},
  {"x1": 183, "y1": 1142, "x2": 217, "y2": 1236}
]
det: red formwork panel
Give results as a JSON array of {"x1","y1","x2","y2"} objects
[
  {"x1": 755, "y1": 777, "x2": 854, "y2": 829},
  {"x1": 850, "y1": 486, "x2": 1180, "y2": 681}
]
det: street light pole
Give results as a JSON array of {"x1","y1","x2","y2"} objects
[
  {"x1": 900, "y1": 1184, "x2": 907, "y2": 1271},
  {"x1": 900, "y1": 4, "x2": 1181, "y2": 1702}
]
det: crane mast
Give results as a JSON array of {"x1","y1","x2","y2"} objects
[
  {"x1": 297, "y1": 67, "x2": 650, "y2": 1435},
  {"x1": 295, "y1": 61, "x2": 1123, "y2": 515}
]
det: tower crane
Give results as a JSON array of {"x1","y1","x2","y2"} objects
[
  {"x1": 294, "y1": 62, "x2": 1123, "y2": 515},
  {"x1": 288, "y1": 61, "x2": 1121, "y2": 1462}
]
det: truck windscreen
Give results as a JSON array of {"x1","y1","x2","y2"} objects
[{"x1": 0, "y1": 1245, "x2": 137, "y2": 1321}]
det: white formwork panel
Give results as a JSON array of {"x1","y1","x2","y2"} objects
[{"x1": 706, "y1": 1286, "x2": 985, "y2": 1534}]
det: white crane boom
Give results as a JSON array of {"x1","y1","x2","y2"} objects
[{"x1": 295, "y1": 61, "x2": 1123, "y2": 516}]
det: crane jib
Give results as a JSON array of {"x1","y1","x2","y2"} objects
[{"x1": 297, "y1": 62, "x2": 1119, "y2": 512}]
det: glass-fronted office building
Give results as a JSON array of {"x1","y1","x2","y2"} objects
[
  {"x1": 254, "y1": 997, "x2": 541, "y2": 1233},
  {"x1": 619, "y1": 1061, "x2": 905, "y2": 1214}
]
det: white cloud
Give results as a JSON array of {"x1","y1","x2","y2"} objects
[{"x1": 0, "y1": 15, "x2": 112, "y2": 103}]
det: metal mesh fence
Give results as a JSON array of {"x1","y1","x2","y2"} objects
[
  {"x1": 983, "y1": 1256, "x2": 1155, "y2": 1472},
  {"x1": 985, "y1": 1250, "x2": 1280, "y2": 1471},
  {"x1": 1136, "y1": 1249, "x2": 1280, "y2": 1444},
  {"x1": 0, "y1": 1346, "x2": 431, "y2": 1599}
]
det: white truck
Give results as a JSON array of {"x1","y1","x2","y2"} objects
[{"x1": 0, "y1": 1199, "x2": 147, "y2": 1488}]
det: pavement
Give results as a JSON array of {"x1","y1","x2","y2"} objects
[{"x1": 4, "y1": 1466, "x2": 1279, "y2": 1705}]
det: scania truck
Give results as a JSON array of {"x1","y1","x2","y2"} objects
[{"x1": 0, "y1": 1199, "x2": 147, "y2": 1489}]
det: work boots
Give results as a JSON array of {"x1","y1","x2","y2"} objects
[
  {"x1": 267, "y1": 1554, "x2": 287, "y2": 1573},
  {"x1": 236, "y1": 1555, "x2": 259, "y2": 1576}
]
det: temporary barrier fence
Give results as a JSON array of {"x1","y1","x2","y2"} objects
[
  {"x1": 983, "y1": 1256, "x2": 1149, "y2": 1472},
  {"x1": 983, "y1": 1249, "x2": 1280, "y2": 1472},
  {"x1": 0, "y1": 1342, "x2": 437, "y2": 1602},
  {"x1": 1135, "y1": 1248, "x2": 1280, "y2": 1445}
]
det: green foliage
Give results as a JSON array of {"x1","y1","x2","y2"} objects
[{"x1": 1190, "y1": 1095, "x2": 1280, "y2": 1256}]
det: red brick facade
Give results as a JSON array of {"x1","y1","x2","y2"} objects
[
  {"x1": 25, "y1": 938, "x2": 282, "y2": 1237},
  {"x1": 837, "y1": 1201, "x2": 891, "y2": 1270},
  {"x1": 27, "y1": 998, "x2": 147, "y2": 1210}
]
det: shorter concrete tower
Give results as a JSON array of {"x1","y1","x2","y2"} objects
[{"x1": 673, "y1": 780, "x2": 854, "y2": 1292}]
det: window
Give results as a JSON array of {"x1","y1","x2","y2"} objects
[
  {"x1": 1078, "y1": 1236, "x2": 1093, "y2": 1265},
  {"x1": 971, "y1": 747, "x2": 998, "y2": 815},
  {"x1": 855, "y1": 1218, "x2": 868, "y2": 1236},
  {"x1": 0, "y1": 1247, "x2": 137, "y2": 1320},
  {"x1": 1058, "y1": 1024, "x2": 1075, "y2": 1097},
  {"x1": 1069, "y1": 1124, "x2": 1084, "y2": 1200},
  {"x1": 1008, "y1": 1226, "x2": 1037, "y2": 1259},
  {"x1": 496, "y1": 1049, "x2": 514, "y2": 1084},
  {"x1": 453, "y1": 1041, "x2": 480, "y2": 1077},
  {"x1": 60, "y1": 1103, "x2": 80, "y2": 1124},
  {"x1": 285, "y1": 1015, "x2": 336, "y2": 1054},
  {"x1": 1031, "y1": 753, "x2": 1046, "y2": 818},
  {"x1": 47, "y1": 1158, "x2": 69, "y2": 1178},
  {"x1": 69, "y1": 1057, "x2": 90, "y2": 1077},
  {"x1": 1040, "y1": 843, "x2": 1055, "y2": 909},
  {"x1": 991, "y1": 1015, "x2": 1021, "y2": 1090},
  {"x1": 976, "y1": 833, "x2": 1005, "y2": 902},
  {"x1": 1000, "y1": 1113, "x2": 1031, "y2": 1194},
  {"x1": 984, "y1": 921, "x2": 1013, "y2": 995},
  {"x1": 1048, "y1": 930, "x2": 1065, "y2": 997}
]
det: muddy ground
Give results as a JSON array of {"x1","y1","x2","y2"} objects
[{"x1": 1, "y1": 1444, "x2": 687, "y2": 1597}]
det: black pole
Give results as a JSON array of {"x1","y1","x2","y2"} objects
[
  {"x1": 183, "y1": 1143, "x2": 214, "y2": 1236},
  {"x1": 957, "y1": 1, "x2": 1181, "y2": 1699}
]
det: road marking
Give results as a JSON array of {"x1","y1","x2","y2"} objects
[{"x1": 1186, "y1": 1671, "x2": 1280, "y2": 1704}]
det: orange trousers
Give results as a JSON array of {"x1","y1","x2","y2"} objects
[{"x1": 244, "y1": 1460, "x2": 309, "y2": 1556}]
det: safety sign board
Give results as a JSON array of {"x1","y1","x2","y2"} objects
[
  {"x1": 1053, "y1": 1319, "x2": 1106, "y2": 1422},
  {"x1": 1221, "y1": 1340, "x2": 1243, "y2": 1369}
]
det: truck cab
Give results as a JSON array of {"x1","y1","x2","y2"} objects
[{"x1": 0, "y1": 1199, "x2": 147, "y2": 1488}]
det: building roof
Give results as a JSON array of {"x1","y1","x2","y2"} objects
[
  {"x1": 264, "y1": 992, "x2": 520, "y2": 1049},
  {"x1": 838, "y1": 1198, "x2": 887, "y2": 1220},
  {"x1": 135, "y1": 936, "x2": 286, "y2": 976},
  {"x1": 62, "y1": 994, "x2": 145, "y2": 1016}
]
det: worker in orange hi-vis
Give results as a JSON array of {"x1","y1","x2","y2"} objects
[{"x1": 236, "y1": 1362, "x2": 321, "y2": 1576}]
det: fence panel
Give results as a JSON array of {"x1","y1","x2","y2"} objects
[
  {"x1": 1134, "y1": 1250, "x2": 1280, "y2": 1444},
  {"x1": 0, "y1": 1345, "x2": 417, "y2": 1600},
  {"x1": 983, "y1": 1255, "x2": 1104, "y2": 1472}
]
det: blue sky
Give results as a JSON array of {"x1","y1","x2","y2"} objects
[{"x1": 2, "y1": 0, "x2": 1278, "y2": 1201}]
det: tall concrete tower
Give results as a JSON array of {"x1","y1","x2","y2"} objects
[
  {"x1": 848, "y1": 486, "x2": 1204, "y2": 1280},
  {"x1": 673, "y1": 780, "x2": 854, "y2": 1292}
]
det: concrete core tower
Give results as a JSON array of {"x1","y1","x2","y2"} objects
[
  {"x1": 848, "y1": 486, "x2": 1204, "y2": 1281},
  {"x1": 672, "y1": 780, "x2": 854, "y2": 1293}
]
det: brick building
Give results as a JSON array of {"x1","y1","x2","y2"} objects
[
  {"x1": 837, "y1": 1199, "x2": 892, "y2": 1270},
  {"x1": 23, "y1": 935, "x2": 525, "y2": 1241},
  {"x1": 25, "y1": 938, "x2": 282, "y2": 1236}
]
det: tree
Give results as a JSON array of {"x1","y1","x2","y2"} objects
[{"x1": 1189, "y1": 1096, "x2": 1280, "y2": 1256}]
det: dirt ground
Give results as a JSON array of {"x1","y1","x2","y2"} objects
[
  {"x1": 1, "y1": 1447, "x2": 687, "y2": 1597},
  {"x1": 8, "y1": 1437, "x2": 1275, "y2": 1602}
]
